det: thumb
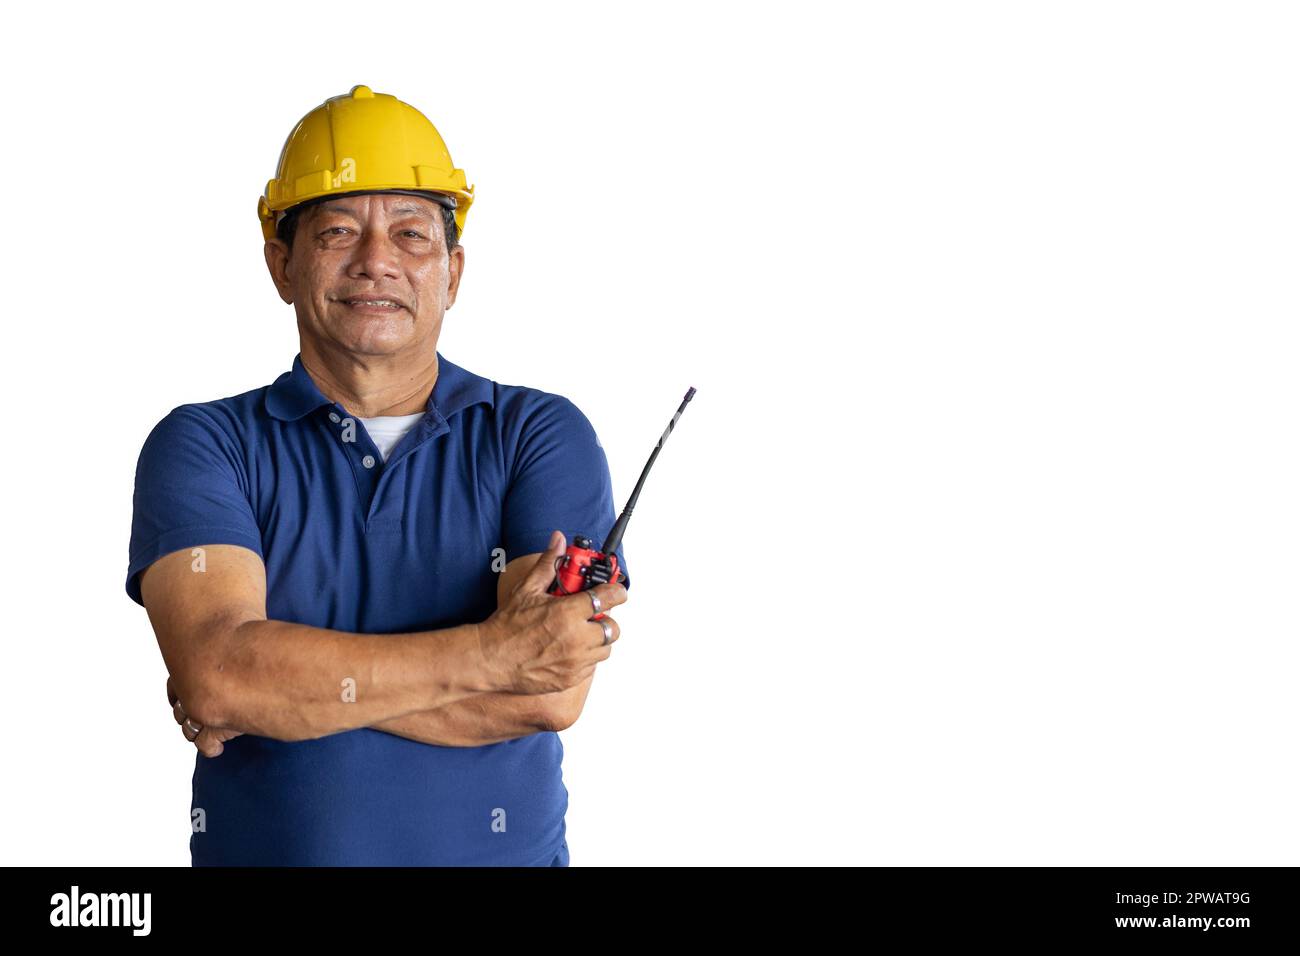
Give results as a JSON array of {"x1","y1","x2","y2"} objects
[{"x1": 522, "y1": 530, "x2": 566, "y2": 592}]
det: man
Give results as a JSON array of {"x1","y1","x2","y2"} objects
[{"x1": 125, "y1": 84, "x2": 630, "y2": 866}]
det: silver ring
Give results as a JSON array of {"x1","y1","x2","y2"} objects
[
  {"x1": 600, "y1": 619, "x2": 613, "y2": 646},
  {"x1": 183, "y1": 718, "x2": 203, "y2": 742},
  {"x1": 588, "y1": 591, "x2": 603, "y2": 615}
]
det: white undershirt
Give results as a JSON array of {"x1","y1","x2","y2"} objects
[{"x1": 357, "y1": 412, "x2": 426, "y2": 462}]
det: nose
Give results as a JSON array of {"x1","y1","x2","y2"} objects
[{"x1": 350, "y1": 224, "x2": 401, "y2": 282}]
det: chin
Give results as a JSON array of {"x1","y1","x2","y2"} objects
[
  {"x1": 335, "y1": 320, "x2": 417, "y2": 354},
  {"x1": 347, "y1": 339, "x2": 412, "y2": 356}
]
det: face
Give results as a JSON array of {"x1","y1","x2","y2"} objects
[{"x1": 264, "y1": 192, "x2": 464, "y2": 358}]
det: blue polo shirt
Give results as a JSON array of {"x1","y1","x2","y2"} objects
[{"x1": 126, "y1": 351, "x2": 629, "y2": 866}]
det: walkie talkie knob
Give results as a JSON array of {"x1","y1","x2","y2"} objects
[{"x1": 573, "y1": 535, "x2": 592, "y2": 549}]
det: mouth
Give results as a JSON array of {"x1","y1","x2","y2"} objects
[{"x1": 336, "y1": 296, "x2": 406, "y2": 313}]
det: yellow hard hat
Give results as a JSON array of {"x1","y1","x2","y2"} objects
[{"x1": 257, "y1": 84, "x2": 474, "y2": 243}]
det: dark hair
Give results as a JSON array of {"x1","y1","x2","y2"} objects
[{"x1": 276, "y1": 191, "x2": 460, "y2": 254}]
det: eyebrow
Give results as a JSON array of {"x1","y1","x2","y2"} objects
[{"x1": 313, "y1": 202, "x2": 437, "y2": 221}]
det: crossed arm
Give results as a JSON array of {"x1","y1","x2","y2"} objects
[
  {"x1": 369, "y1": 678, "x2": 593, "y2": 746},
  {"x1": 144, "y1": 543, "x2": 592, "y2": 752},
  {"x1": 368, "y1": 553, "x2": 594, "y2": 745}
]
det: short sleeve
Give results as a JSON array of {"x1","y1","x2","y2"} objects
[
  {"x1": 502, "y1": 395, "x2": 630, "y2": 591},
  {"x1": 125, "y1": 405, "x2": 265, "y2": 607}
]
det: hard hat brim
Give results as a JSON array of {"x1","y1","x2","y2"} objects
[{"x1": 262, "y1": 188, "x2": 469, "y2": 241}]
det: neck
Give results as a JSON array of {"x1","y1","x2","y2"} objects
[{"x1": 299, "y1": 341, "x2": 438, "y2": 418}]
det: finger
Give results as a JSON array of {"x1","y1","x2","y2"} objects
[
  {"x1": 519, "y1": 530, "x2": 567, "y2": 594},
  {"x1": 173, "y1": 699, "x2": 188, "y2": 726},
  {"x1": 563, "y1": 580, "x2": 629, "y2": 620},
  {"x1": 181, "y1": 717, "x2": 202, "y2": 743},
  {"x1": 590, "y1": 614, "x2": 621, "y2": 647},
  {"x1": 194, "y1": 726, "x2": 225, "y2": 758}
]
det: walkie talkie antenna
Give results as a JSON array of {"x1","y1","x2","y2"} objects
[{"x1": 602, "y1": 387, "x2": 696, "y2": 557}]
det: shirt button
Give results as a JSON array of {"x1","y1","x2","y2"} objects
[
  {"x1": 362, "y1": 455, "x2": 376, "y2": 469},
  {"x1": 329, "y1": 412, "x2": 341, "y2": 423}
]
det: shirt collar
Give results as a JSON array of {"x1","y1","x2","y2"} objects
[{"x1": 265, "y1": 351, "x2": 494, "y2": 423}]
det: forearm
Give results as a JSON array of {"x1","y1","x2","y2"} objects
[
  {"x1": 370, "y1": 692, "x2": 554, "y2": 747},
  {"x1": 371, "y1": 677, "x2": 594, "y2": 747},
  {"x1": 198, "y1": 618, "x2": 495, "y2": 742}
]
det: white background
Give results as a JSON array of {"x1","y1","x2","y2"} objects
[{"x1": 1, "y1": 0, "x2": 1296, "y2": 866}]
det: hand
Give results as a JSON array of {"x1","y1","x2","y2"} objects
[
  {"x1": 167, "y1": 674, "x2": 243, "y2": 758},
  {"x1": 476, "y1": 530, "x2": 628, "y2": 695}
]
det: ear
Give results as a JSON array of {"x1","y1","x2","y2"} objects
[
  {"x1": 445, "y1": 244, "x2": 465, "y2": 309},
  {"x1": 264, "y1": 239, "x2": 294, "y2": 305}
]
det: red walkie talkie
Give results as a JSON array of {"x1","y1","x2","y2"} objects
[{"x1": 547, "y1": 387, "x2": 696, "y2": 619}]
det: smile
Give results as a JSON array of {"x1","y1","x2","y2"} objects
[{"x1": 339, "y1": 298, "x2": 404, "y2": 311}]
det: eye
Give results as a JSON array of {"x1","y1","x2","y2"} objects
[
  {"x1": 322, "y1": 226, "x2": 350, "y2": 236},
  {"x1": 402, "y1": 230, "x2": 426, "y2": 239}
]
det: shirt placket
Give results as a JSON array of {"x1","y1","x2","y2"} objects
[{"x1": 322, "y1": 404, "x2": 450, "y2": 532}]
